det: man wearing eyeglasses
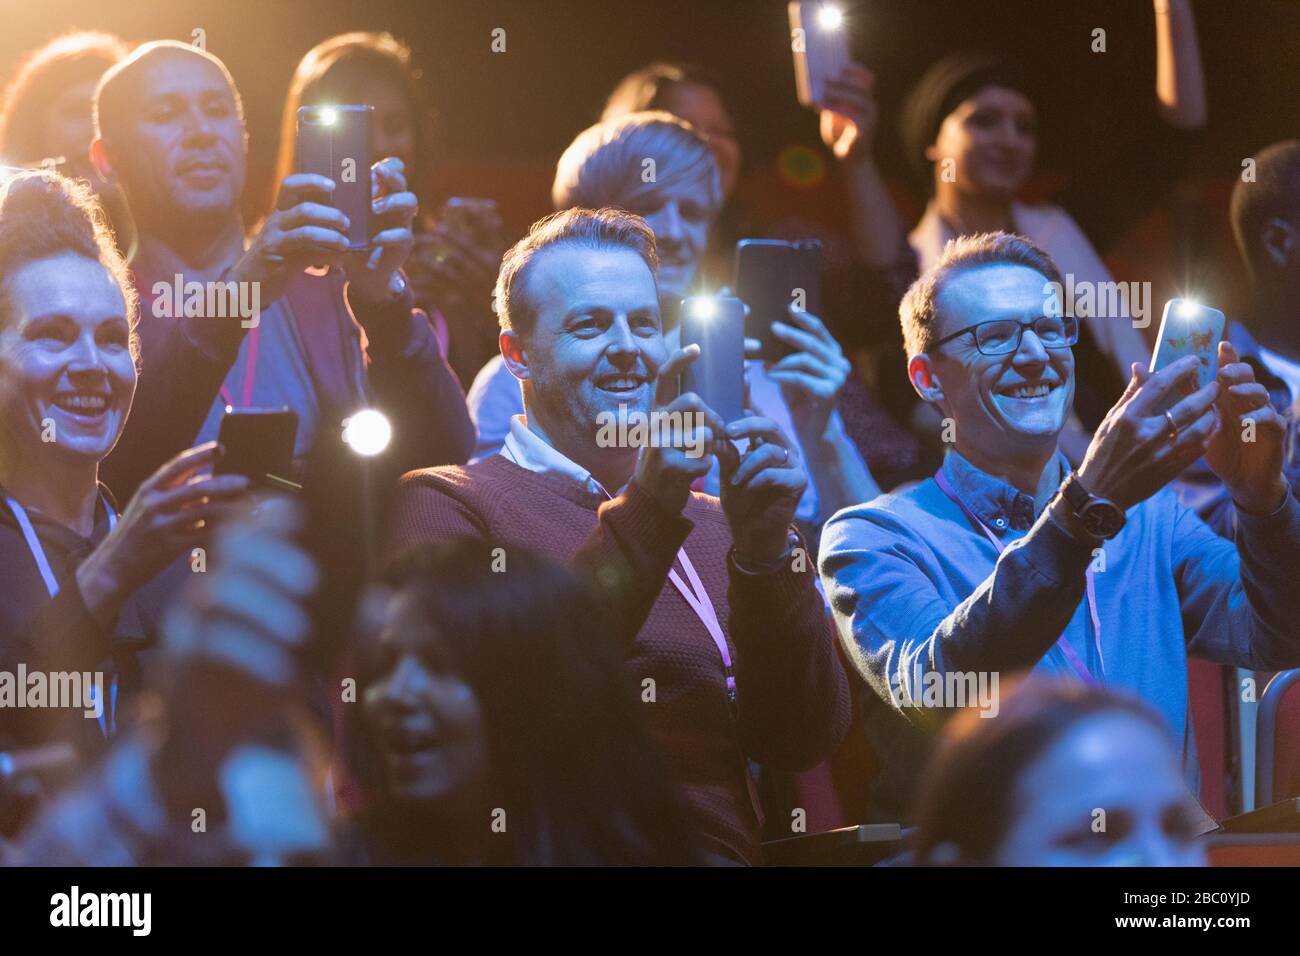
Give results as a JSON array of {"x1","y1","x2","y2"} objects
[{"x1": 820, "y1": 232, "x2": 1300, "y2": 825}]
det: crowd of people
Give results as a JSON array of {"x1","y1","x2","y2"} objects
[{"x1": 1, "y1": 1, "x2": 1298, "y2": 867}]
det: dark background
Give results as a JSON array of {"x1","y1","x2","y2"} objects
[{"x1": 3, "y1": 0, "x2": 1298, "y2": 307}]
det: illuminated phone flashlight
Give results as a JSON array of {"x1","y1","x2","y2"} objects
[
  {"x1": 818, "y1": 4, "x2": 843, "y2": 29},
  {"x1": 315, "y1": 107, "x2": 339, "y2": 126},
  {"x1": 342, "y1": 409, "x2": 392, "y2": 456},
  {"x1": 1176, "y1": 299, "x2": 1202, "y2": 318},
  {"x1": 688, "y1": 297, "x2": 719, "y2": 321}
]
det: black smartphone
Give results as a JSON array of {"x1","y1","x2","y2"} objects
[
  {"x1": 679, "y1": 295, "x2": 746, "y2": 424},
  {"x1": 215, "y1": 408, "x2": 299, "y2": 488},
  {"x1": 296, "y1": 105, "x2": 372, "y2": 251},
  {"x1": 734, "y1": 238, "x2": 823, "y2": 363}
]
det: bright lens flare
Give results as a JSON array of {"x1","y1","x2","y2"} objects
[
  {"x1": 316, "y1": 107, "x2": 339, "y2": 126},
  {"x1": 342, "y1": 409, "x2": 392, "y2": 456},
  {"x1": 818, "y1": 5, "x2": 843, "y2": 29},
  {"x1": 690, "y1": 298, "x2": 718, "y2": 320},
  {"x1": 1177, "y1": 300, "x2": 1201, "y2": 318}
]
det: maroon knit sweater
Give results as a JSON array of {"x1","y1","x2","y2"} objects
[{"x1": 386, "y1": 454, "x2": 850, "y2": 864}]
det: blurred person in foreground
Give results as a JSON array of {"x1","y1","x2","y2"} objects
[
  {"x1": 388, "y1": 207, "x2": 850, "y2": 865},
  {"x1": 9, "y1": 498, "x2": 330, "y2": 865},
  {"x1": 89, "y1": 40, "x2": 472, "y2": 501},
  {"x1": 820, "y1": 232, "x2": 1300, "y2": 824},
  {"x1": 345, "y1": 539, "x2": 696, "y2": 865},
  {"x1": 913, "y1": 682, "x2": 1207, "y2": 866}
]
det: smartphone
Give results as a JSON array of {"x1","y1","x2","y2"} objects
[
  {"x1": 1148, "y1": 299, "x2": 1227, "y2": 413},
  {"x1": 789, "y1": 1, "x2": 850, "y2": 109},
  {"x1": 215, "y1": 408, "x2": 300, "y2": 488},
  {"x1": 296, "y1": 105, "x2": 372, "y2": 251},
  {"x1": 679, "y1": 295, "x2": 746, "y2": 424},
  {"x1": 734, "y1": 238, "x2": 823, "y2": 362}
]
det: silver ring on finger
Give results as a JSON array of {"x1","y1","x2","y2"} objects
[{"x1": 1163, "y1": 410, "x2": 1179, "y2": 443}]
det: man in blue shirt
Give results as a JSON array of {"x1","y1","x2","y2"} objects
[{"x1": 820, "y1": 231, "x2": 1300, "y2": 823}]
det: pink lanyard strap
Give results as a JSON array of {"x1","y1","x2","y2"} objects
[
  {"x1": 219, "y1": 322, "x2": 261, "y2": 409},
  {"x1": 586, "y1": 477, "x2": 738, "y2": 704},
  {"x1": 666, "y1": 545, "x2": 764, "y2": 826},
  {"x1": 934, "y1": 468, "x2": 1105, "y2": 685},
  {"x1": 591, "y1": 478, "x2": 762, "y2": 825},
  {"x1": 667, "y1": 547, "x2": 737, "y2": 705}
]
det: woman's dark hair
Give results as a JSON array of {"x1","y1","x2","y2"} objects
[
  {"x1": 362, "y1": 538, "x2": 696, "y2": 866},
  {"x1": 0, "y1": 30, "x2": 128, "y2": 165},
  {"x1": 270, "y1": 32, "x2": 431, "y2": 215},
  {"x1": 912, "y1": 681, "x2": 1173, "y2": 865}
]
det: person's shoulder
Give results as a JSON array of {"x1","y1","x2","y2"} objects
[
  {"x1": 393, "y1": 457, "x2": 538, "y2": 529},
  {"x1": 1014, "y1": 200, "x2": 1075, "y2": 229},
  {"x1": 469, "y1": 353, "x2": 510, "y2": 388},
  {"x1": 1014, "y1": 201, "x2": 1096, "y2": 248},
  {"x1": 821, "y1": 481, "x2": 940, "y2": 551},
  {"x1": 398, "y1": 454, "x2": 520, "y2": 492}
]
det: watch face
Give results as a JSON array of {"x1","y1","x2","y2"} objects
[{"x1": 1080, "y1": 501, "x2": 1125, "y2": 539}]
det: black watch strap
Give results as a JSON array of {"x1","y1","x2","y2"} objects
[{"x1": 1059, "y1": 474, "x2": 1126, "y2": 541}]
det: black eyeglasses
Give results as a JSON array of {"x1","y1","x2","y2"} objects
[{"x1": 932, "y1": 315, "x2": 1080, "y2": 356}]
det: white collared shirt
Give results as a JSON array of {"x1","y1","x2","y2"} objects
[{"x1": 499, "y1": 414, "x2": 614, "y2": 498}]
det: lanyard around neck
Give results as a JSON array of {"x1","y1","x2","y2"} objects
[
  {"x1": 219, "y1": 322, "x2": 262, "y2": 410},
  {"x1": 5, "y1": 492, "x2": 121, "y2": 736},
  {"x1": 5, "y1": 493, "x2": 117, "y2": 598},
  {"x1": 504, "y1": 442, "x2": 739, "y2": 709},
  {"x1": 934, "y1": 467, "x2": 1105, "y2": 685}
]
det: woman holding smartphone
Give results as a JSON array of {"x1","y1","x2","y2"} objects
[
  {"x1": 272, "y1": 31, "x2": 506, "y2": 384},
  {"x1": 0, "y1": 172, "x2": 248, "y2": 782}
]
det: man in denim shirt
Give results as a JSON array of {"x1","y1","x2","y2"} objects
[{"x1": 820, "y1": 232, "x2": 1300, "y2": 823}]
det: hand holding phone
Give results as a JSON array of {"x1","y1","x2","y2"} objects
[
  {"x1": 1148, "y1": 299, "x2": 1227, "y2": 414},
  {"x1": 296, "y1": 105, "x2": 372, "y2": 251}
]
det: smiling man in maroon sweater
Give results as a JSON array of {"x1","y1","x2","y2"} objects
[{"x1": 386, "y1": 208, "x2": 849, "y2": 864}]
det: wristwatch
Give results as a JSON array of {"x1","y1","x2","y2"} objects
[{"x1": 1058, "y1": 474, "x2": 1126, "y2": 541}]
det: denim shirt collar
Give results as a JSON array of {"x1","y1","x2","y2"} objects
[{"x1": 940, "y1": 448, "x2": 1070, "y2": 534}]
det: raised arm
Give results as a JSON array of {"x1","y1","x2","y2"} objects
[
  {"x1": 1154, "y1": 0, "x2": 1208, "y2": 129},
  {"x1": 820, "y1": 62, "x2": 911, "y2": 269},
  {"x1": 820, "y1": 502, "x2": 1093, "y2": 728}
]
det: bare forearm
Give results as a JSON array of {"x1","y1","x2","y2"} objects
[
  {"x1": 840, "y1": 157, "x2": 908, "y2": 268},
  {"x1": 1155, "y1": 0, "x2": 1207, "y2": 128}
]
